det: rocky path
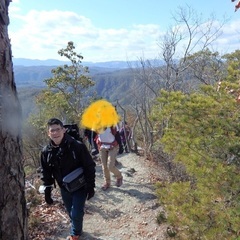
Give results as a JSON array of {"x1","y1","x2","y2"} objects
[{"x1": 43, "y1": 152, "x2": 168, "y2": 240}]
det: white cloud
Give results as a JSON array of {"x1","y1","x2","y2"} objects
[
  {"x1": 8, "y1": 8, "x2": 164, "y2": 62},
  {"x1": 8, "y1": 8, "x2": 240, "y2": 63}
]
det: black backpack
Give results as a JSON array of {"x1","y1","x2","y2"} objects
[
  {"x1": 64, "y1": 124, "x2": 83, "y2": 142},
  {"x1": 110, "y1": 127, "x2": 123, "y2": 154}
]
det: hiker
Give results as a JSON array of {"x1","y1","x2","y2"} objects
[
  {"x1": 96, "y1": 126, "x2": 123, "y2": 190},
  {"x1": 115, "y1": 123, "x2": 124, "y2": 154},
  {"x1": 119, "y1": 121, "x2": 131, "y2": 153},
  {"x1": 40, "y1": 118, "x2": 96, "y2": 240},
  {"x1": 84, "y1": 128, "x2": 99, "y2": 156}
]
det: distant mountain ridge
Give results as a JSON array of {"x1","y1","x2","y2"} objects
[
  {"x1": 16, "y1": 59, "x2": 136, "y2": 119},
  {"x1": 15, "y1": 58, "x2": 163, "y2": 119},
  {"x1": 13, "y1": 58, "x2": 165, "y2": 89},
  {"x1": 13, "y1": 58, "x2": 140, "y2": 88},
  {"x1": 13, "y1": 58, "x2": 133, "y2": 69}
]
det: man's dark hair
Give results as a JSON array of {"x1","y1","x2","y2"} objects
[{"x1": 47, "y1": 118, "x2": 63, "y2": 128}]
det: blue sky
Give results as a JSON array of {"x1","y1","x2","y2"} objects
[{"x1": 9, "y1": 0, "x2": 240, "y2": 62}]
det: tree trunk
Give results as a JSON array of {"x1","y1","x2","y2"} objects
[{"x1": 0, "y1": 0, "x2": 28, "y2": 239}]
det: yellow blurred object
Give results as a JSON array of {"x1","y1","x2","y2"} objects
[{"x1": 81, "y1": 99, "x2": 120, "y2": 131}]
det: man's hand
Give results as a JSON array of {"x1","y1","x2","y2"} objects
[
  {"x1": 86, "y1": 188, "x2": 95, "y2": 200},
  {"x1": 44, "y1": 186, "x2": 53, "y2": 204}
]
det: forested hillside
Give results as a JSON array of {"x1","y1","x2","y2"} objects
[
  {"x1": 16, "y1": 63, "x2": 135, "y2": 120},
  {"x1": 14, "y1": 64, "x2": 126, "y2": 88}
]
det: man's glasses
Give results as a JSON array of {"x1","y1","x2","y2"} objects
[{"x1": 49, "y1": 128, "x2": 63, "y2": 133}]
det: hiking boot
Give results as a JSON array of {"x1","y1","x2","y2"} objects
[
  {"x1": 66, "y1": 235, "x2": 80, "y2": 240},
  {"x1": 116, "y1": 177, "x2": 123, "y2": 187},
  {"x1": 101, "y1": 183, "x2": 110, "y2": 191}
]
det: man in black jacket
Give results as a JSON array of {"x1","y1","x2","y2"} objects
[{"x1": 40, "y1": 118, "x2": 96, "y2": 240}]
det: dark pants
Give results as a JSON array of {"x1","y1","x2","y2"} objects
[{"x1": 60, "y1": 187, "x2": 87, "y2": 236}]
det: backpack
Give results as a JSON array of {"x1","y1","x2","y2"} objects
[
  {"x1": 112, "y1": 127, "x2": 123, "y2": 153},
  {"x1": 64, "y1": 124, "x2": 83, "y2": 142}
]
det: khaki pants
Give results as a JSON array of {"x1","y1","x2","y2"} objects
[{"x1": 100, "y1": 146, "x2": 122, "y2": 184}]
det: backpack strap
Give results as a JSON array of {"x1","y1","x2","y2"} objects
[
  {"x1": 110, "y1": 126, "x2": 117, "y2": 135},
  {"x1": 111, "y1": 126, "x2": 122, "y2": 146}
]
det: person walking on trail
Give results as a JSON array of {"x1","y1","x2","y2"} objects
[
  {"x1": 40, "y1": 118, "x2": 96, "y2": 240},
  {"x1": 96, "y1": 126, "x2": 123, "y2": 190},
  {"x1": 119, "y1": 121, "x2": 131, "y2": 153}
]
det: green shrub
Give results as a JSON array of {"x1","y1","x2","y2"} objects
[{"x1": 153, "y1": 88, "x2": 240, "y2": 239}]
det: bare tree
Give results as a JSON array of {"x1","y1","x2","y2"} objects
[
  {"x1": 0, "y1": 0, "x2": 28, "y2": 238},
  {"x1": 127, "y1": 57, "x2": 156, "y2": 158},
  {"x1": 156, "y1": 5, "x2": 225, "y2": 92},
  {"x1": 183, "y1": 49, "x2": 226, "y2": 89},
  {"x1": 127, "y1": 6, "x2": 225, "y2": 157}
]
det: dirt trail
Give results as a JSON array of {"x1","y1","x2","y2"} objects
[{"x1": 52, "y1": 152, "x2": 168, "y2": 240}]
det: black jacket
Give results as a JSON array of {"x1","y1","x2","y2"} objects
[{"x1": 40, "y1": 133, "x2": 96, "y2": 190}]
